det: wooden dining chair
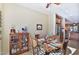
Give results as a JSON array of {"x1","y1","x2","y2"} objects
[
  {"x1": 32, "y1": 39, "x2": 38, "y2": 55},
  {"x1": 32, "y1": 38, "x2": 46, "y2": 55}
]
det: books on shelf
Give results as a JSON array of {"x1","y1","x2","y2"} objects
[{"x1": 10, "y1": 27, "x2": 29, "y2": 55}]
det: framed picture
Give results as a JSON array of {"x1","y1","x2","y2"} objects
[{"x1": 37, "y1": 24, "x2": 42, "y2": 30}]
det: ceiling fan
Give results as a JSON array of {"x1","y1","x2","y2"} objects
[{"x1": 46, "y1": 3, "x2": 60, "y2": 8}]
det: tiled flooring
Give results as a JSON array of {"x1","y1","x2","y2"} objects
[
  {"x1": 69, "y1": 32, "x2": 79, "y2": 55},
  {"x1": 68, "y1": 40, "x2": 79, "y2": 49},
  {"x1": 21, "y1": 46, "x2": 78, "y2": 55},
  {"x1": 68, "y1": 40, "x2": 79, "y2": 55}
]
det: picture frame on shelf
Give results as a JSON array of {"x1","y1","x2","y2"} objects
[{"x1": 36, "y1": 24, "x2": 42, "y2": 30}]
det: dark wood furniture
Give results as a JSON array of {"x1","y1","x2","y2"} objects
[
  {"x1": 10, "y1": 32, "x2": 30, "y2": 55},
  {"x1": 35, "y1": 34, "x2": 40, "y2": 39},
  {"x1": 56, "y1": 14, "x2": 63, "y2": 42}
]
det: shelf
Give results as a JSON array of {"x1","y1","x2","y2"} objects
[{"x1": 10, "y1": 32, "x2": 30, "y2": 55}]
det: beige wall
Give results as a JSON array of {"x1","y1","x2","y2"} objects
[
  {"x1": 2, "y1": 4, "x2": 49, "y2": 54},
  {"x1": 0, "y1": 3, "x2": 3, "y2": 54},
  {"x1": 0, "y1": 4, "x2": 1, "y2": 54}
]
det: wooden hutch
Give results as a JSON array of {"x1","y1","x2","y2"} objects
[
  {"x1": 9, "y1": 28, "x2": 30, "y2": 55},
  {"x1": 56, "y1": 14, "x2": 64, "y2": 42}
]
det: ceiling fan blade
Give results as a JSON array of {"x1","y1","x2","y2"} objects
[
  {"x1": 46, "y1": 3, "x2": 51, "y2": 8},
  {"x1": 54, "y1": 3, "x2": 60, "y2": 5},
  {"x1": 46, "y1": 3, "x2": 60, "y2": 8}
]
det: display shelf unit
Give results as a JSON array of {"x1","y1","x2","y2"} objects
[
  {"x1": 56, "y1": 14, "x2": 61, "y2": 36},
  {"x1": 56, "y1": 14, "x2": 63, "y2": 42},
  {"x1": 10, "y1": 31, "x2": 30, "y2": 55}
]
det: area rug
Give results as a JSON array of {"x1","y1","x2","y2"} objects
[{"x1": 37, "y1": 46, "x2": 77, "y2": 55}]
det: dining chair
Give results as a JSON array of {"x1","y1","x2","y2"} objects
[
  {"x1": 32, "y1": 39, "x2": 38, "y2": 55},
  {"x1": 32, "y1": 38, "x2": 45, "y2": 55}
]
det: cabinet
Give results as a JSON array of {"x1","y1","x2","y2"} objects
[
  {"x1": 56, "y1": 15, "x2": 61, "y2": 36},
  {"x1": 10, "y1": 31, "x2": 30, "y2": 55},
  {"x1": 56, "y1": 14, "x2": 63, "y2": 42}
]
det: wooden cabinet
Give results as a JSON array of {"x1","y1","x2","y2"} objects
[
  {"x1": 56, "y1": 14, "x2": 63, "y2": 42},
  {"x1": 10, "y1": 32, "x2": 30, "y2": 55},
  {"x1": 56, "y1": 14, "x2": 62, "y2": 24},
  {"x1": 56, "y1": 14, "x2": 61, "y2": 36}
]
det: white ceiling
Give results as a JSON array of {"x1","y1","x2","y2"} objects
[
  {"x1": 56, "y1": 3, "x2": 79, "y2": 23},
  {"x1": 17, "y1": 3, "x2": 51, "y2": 15},
  {"x1": 17, "y1": 3, "x2": 79, "y2": 23}
]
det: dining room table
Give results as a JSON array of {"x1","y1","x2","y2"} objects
[
  {"x1": 35, "y1": 37, "x2": 63, "y2": 55},
  {"x1": 44, "y1": 39, "x2": 63, "y2": 54},
  {"x1": 48, "y1": 41, "x2": 63, "y2": 50}
]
